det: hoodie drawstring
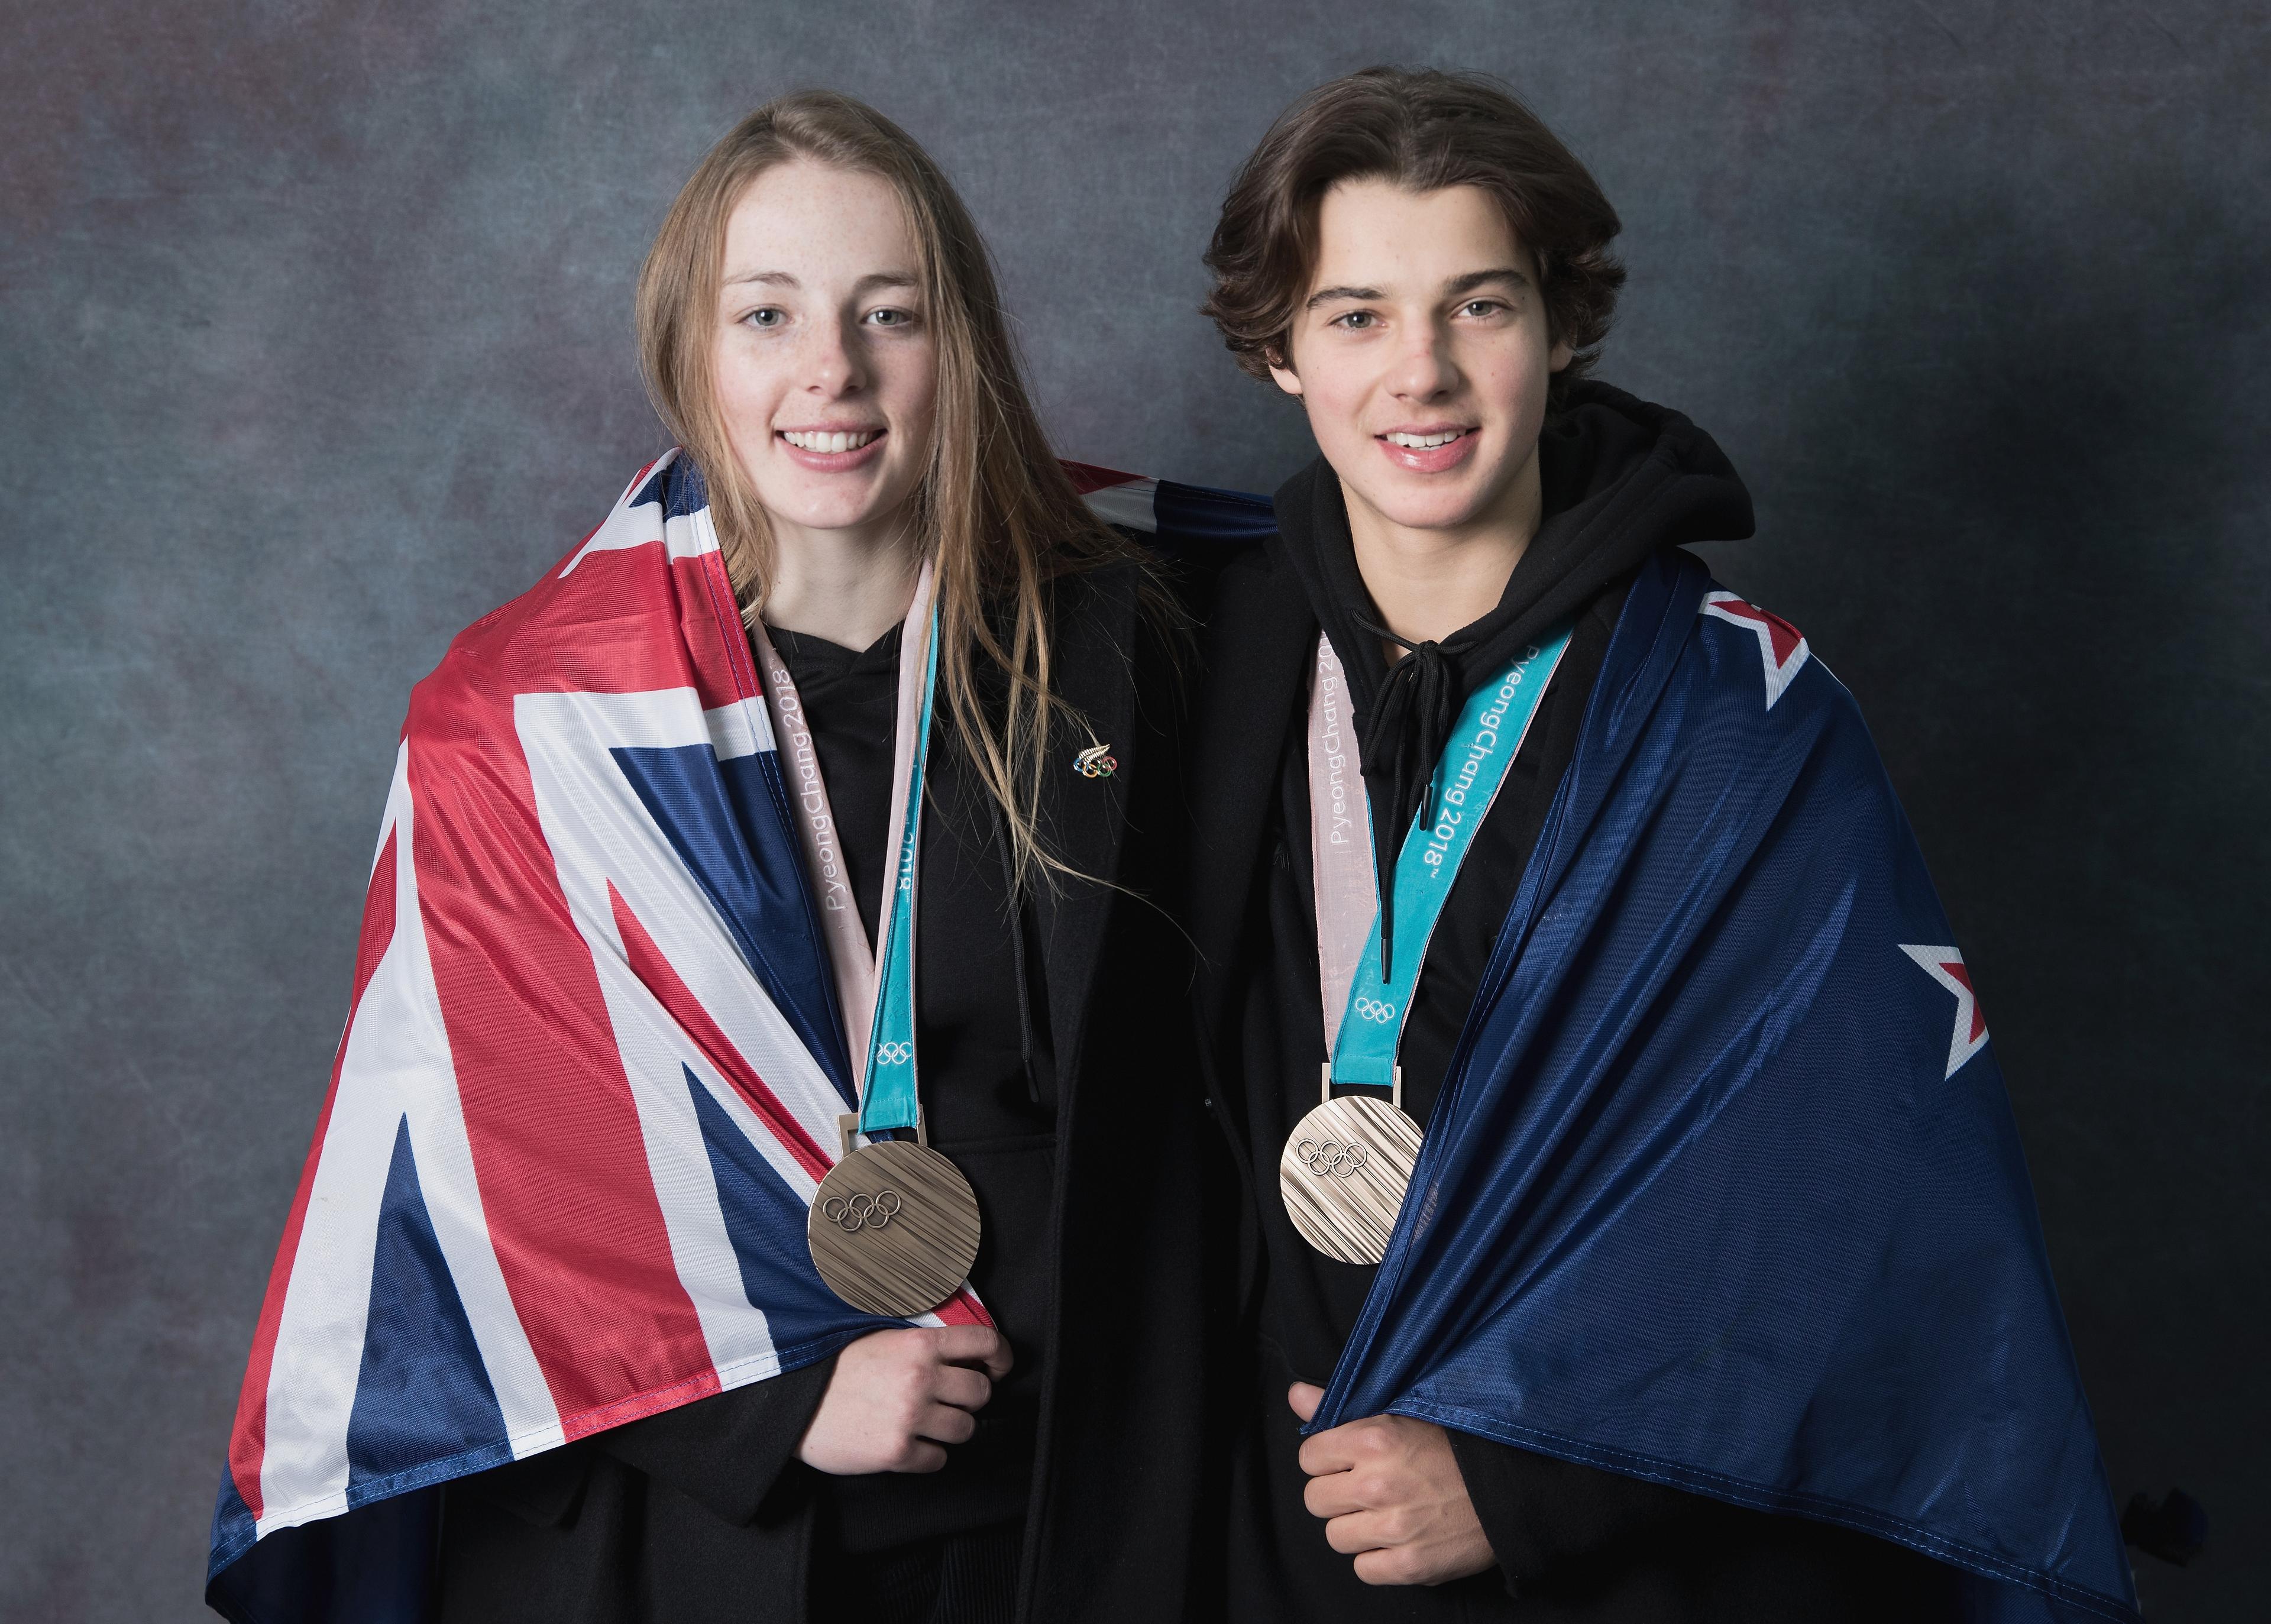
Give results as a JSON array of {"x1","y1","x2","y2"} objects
[{"x1": 1353, "y1": 613, "x2": 1479, "y2": 981}]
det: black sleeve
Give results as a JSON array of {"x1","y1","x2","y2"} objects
[
  {"x1": 1448, "y1": 1431, "x2": 1972, "y2": 1618},
  {"x1": 451, "y1": 1437, "x2": 594, "y2": 1529},
  {"x1": 1447, "y1": 1431, "x2": 1712, "y2": 1594},
  {"x1": 587, "y1": 1354, "x2": 837, "y2": 1528}
]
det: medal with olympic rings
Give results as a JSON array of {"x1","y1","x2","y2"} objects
[
  {"x1": 1282, "y1": 630, "x2": 1571, "y2": 1265},
  {"x1": 754, "y1": 567, "x2": 983, "y2": 1318},
  {"x1": 808, "y1": 1133, "x2": 980, "y2": 1318},
  {"x1": 1280, "y1": 1069, "x2": 1426, "y2": 1264}
]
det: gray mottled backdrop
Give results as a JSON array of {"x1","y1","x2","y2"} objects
[{"x1": 4, "y1": 1, "x2": 2264, "y2": 1619}]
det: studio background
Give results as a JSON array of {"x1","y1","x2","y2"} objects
[{"x1": 3, "y1": 2, "x2": 2263, "y2": 1619}]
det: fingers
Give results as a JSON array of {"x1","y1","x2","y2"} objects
[
  {"x1": 1351, "y1": 1543, "x2": 1433, "y2": 1586},
  {"x1": 931, "y1": 1363, "x2": 993, "y2": 1415},
  {"x1": 917, "y1": 1400, "x2": 979, "y2": 1448},
  {"x1": 894, "y1": 1439, "x2": 949, "y2": 1474},
  {"x1": 933, "y1": 1324, "x2": 1012, "y2": 1379},
  {"x1": 1293, "y1": 1415, "x2": 1497, "y2": 1589},
  {"x1": 1302, "y1": 1466, "x2": 1369, "y2": 1521},
  {"x1": 797, "y1": 1327, "x2": 1007, "y2": 1476},
  {"x1": 1322, "y1": 1508, "x2": 1397, "y2": 1556},
  {"x1": 1296, "y1": 1415, "x2": 1379, "y2": 1478},
  {"x1": 1287, "y1": 1381, "x2": 1324, "y2": 1424}
]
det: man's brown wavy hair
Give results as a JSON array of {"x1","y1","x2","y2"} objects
[{"x1": 1202, "y1": 68, "x2": 1626, "y2": 404}]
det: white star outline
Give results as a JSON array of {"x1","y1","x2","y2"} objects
[
  {"x1": 1899, "y1": 943, "x2": 1991, "y2": 1079},
  {"x1": 1699, "y1": 591, "x2": 1812, "y2": 709}
]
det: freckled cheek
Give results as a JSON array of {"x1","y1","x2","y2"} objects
[
  {"x1": 882, "y1": 348, "x2": 942, "y2": 448},
  {"x1": 714, "y1": 357, "x2": 783, "y2": 452}
]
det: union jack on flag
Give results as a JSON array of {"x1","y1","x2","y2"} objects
[{"x1": 209, "y1": 453, "x2": 991, "y2": 1606}]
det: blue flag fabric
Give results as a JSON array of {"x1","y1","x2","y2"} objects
[
  {"x1": 843, "y1": 468, "x2": 2136, "y2": 1619},
  {"x1": 1296, "y1": 546, "x2": 2139, "y2": 1623}
]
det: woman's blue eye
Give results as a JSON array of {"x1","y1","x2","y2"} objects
[
  {"x1": 865, "y1": 307, "x2": 914, "y2": 328},
  {"x1": 744, "y1": 308, "x2": 784, "y2": 328}
]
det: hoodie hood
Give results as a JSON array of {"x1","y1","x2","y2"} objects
[{"x1": 1270, "y1": 379, "x2": 1756, "y2": 973}]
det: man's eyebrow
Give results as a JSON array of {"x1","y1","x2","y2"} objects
[
  {"x1": 1302, "y1": 268, "x2": 1530, "y2": 312},
  {"x1": 1445, "y1": 267, "x2": 1531, "y2": 296},
  {"x1": 1304, "y1": 284, "x2": 1381, "y2": 311}
]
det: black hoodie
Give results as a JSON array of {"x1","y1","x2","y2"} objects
[
  {"x1": 1186, "y1": 383, "x2": 1957, "y2": 1622},
  {"x1": 1229, "y1": 378, "x2": 1759, "y2": 1391},
  {"x1": 1271, "y1": 381, "x2": 1756, "y2": 973}
]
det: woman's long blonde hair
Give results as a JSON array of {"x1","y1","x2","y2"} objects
[{"x1": 636, "y1": 90, "x2": 1140, "y2": 888}]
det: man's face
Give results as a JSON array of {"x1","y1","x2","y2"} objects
[{"x1": 1270, "y1": 180, "x2": 1570, "y2": 541}]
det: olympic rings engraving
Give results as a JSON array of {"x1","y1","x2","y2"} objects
[
  {"x1": 874, "y1": 1041, "x2": 914, "y2": 1066},
  {"x1": 1296, "y1": 1138, "x2": 1371, "y2": 1178},
  {"x1": 821, "y1": 1189, "x2": 903, "y2": 1233},
  {"x1": 1074, "y1": 743, "x2": 1117, "y2": 779},
  {"x1": 1352, "y1": 995, "x2": 1396, "y2": 1024}
]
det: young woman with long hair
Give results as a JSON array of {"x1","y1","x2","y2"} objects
[{"x1": 207, "y1": 90, "x2": 1211, "y2": 1624}]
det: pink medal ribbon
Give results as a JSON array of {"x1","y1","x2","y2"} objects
[
  {"x1": 1306, "y1": 632, "x2": 1378, "y2": 1052},
  {"x1": 1304, "y1": 626, "x2": 1574, "y2": 1078},
  {"x1": 747, "y1": 559, "x2": 936, "y2": 1094}
]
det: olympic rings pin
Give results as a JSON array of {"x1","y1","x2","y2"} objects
[
  {"x1": 1074, "y1": 743, "x2": 1117, "y2": 779},
  {"x1": 821, "y1": 1188, "x2": 903, "y2": 1234}
]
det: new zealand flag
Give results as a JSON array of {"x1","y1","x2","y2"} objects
[{"x1": 1096, "y1": 469, "x2": 2139, "y2": 1624}]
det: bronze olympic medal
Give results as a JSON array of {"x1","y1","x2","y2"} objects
[
  {"x1": 808, "y1": 1138, "x2": 982, "y2": 1318},
  {"x1": 1279, "y1": 1094, "x2": 1425, "y2": 1266}
]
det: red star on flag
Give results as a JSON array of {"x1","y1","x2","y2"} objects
[
  {"x1": 1899, "y1": 944, "x2": 1990, "y2": 1078},
  {"x1": 1700, "y1": 591, "x2": 1811, "y2": 709}
]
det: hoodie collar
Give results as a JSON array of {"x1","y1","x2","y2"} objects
[{"x1": 1269, "y1": 379, "x2": 1755, "y2": 964}]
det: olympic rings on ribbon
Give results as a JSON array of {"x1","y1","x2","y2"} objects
[
  {"x1": 1074, "y1": 743, "x2": 1117, "y2": 779},
  {"x1": 1295, "y1": 1138, "x2": 1370, "y2": 1178},
  {"x1": 874, "y1": 1041, "x2": 914, "y2": 1066},
  {"x1": 1352, "y1": 995, "x2": 1396, "y2": 1024},
  {"x1": 821, "y1": 1189, "x2": 903, "y2": 1233}
]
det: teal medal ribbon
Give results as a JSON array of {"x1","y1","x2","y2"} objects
[
  {"x1": 1285, "y1": 625, "x2": 1575, "y2": 1266},
  {"x1": 1322, "y1": 627, "x2": 1574, "y2": 1090},
  {"x1": 858, "y1": 599, "x2": 940, "y2": 1138},
  {"x1": 759, "y1": 569, "x2": 985, "y2": 1318}
]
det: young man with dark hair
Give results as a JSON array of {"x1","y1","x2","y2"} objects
[{"x1": 1183, "y1": 68, "x2": 2139, "y2": 1622}]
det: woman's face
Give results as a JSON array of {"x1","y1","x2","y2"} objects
[{"x1": 712, "y1": 160, "x2": 939, "y2": 551}]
